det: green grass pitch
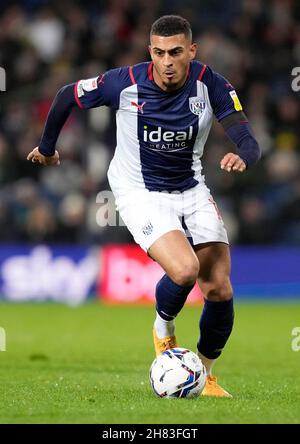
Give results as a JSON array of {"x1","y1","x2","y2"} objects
[{"x1": 0, "y1": 301, "x2": 299, "y2": 424}]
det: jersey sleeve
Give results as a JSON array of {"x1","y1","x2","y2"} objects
[
  {"x1": 203, "y1": 66, "x2": 244, "y2": 122},
  {"x1": 74, "y1": 66, "x2": 131, "y2": 110}
]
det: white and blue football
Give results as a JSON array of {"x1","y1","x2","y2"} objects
[{"x1": 149, "y1": 348, "x2": 206, "y2": 398}]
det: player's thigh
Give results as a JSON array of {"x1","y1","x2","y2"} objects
[
  {"x1": 183, "y1": 186, "x2": 228, "y2": 247},
  {"x1": 117, "y1": 189, "x2": 181, "y2": 250},
  {"x1": 194, "y1": 242, "x2": 233, "y2": 301},
  {"x1": 117, "y1": 190, "x2": 199, "y2": 284},
  {"x1": 148, "y1": 230, "x2": 200, "y2": 286}
]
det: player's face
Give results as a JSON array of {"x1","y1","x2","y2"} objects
[{"x1": 149, "y1": 34, "x2": 197, "y2": 92}]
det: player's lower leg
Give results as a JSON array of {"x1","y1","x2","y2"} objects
[
  {"x1": 197, "y1": 298, "x2": 234, "y2": 397},
  {"x1": 153, "y1": 273, "x2": 194, "y2": 355},
  {"x1": 154, "y1": 312, "x2": 175, "y2": 338},
  {"x1": 197, "y1": 352, "x2": 216, "y2": 376}
]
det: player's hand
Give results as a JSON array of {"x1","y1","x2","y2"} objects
[
  {"x1": 27, "y1": 147, "x2": 60, "y2": 166},
  {"x1": 220, "y1": 153, "x2": 246, "y2": 173}
]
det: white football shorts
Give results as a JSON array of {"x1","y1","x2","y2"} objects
[{"x1": 114, "y1": 183, "x2": 229, "y2": 252}]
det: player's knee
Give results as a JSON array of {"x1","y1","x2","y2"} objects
[
  {"x1": 207, "y1": 277, "x2": 233, "y2": 301},
  {"x1": 172, "y1": 260, "x2": 199, "y2": 286}
]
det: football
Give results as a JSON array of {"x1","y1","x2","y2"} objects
[{"x1": 149, "y1": 348, "x2": 206, "y2": 398}]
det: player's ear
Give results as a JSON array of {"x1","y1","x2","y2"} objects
[
  {"x1": 189, "y1": 43, "x2": 197, "y2": 60},
  {"x1": 148, "y1": 45, "x2": 153, "y2": 60}
]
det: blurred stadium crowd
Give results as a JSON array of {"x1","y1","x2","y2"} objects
[{"x1": 0, "y1": 0, "x2": 299, "y2": 245}]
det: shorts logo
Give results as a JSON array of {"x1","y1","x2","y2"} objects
[
  {"x1": 189, "y1": 97, "x2": 206, "y2": 115},
  {"x1": 142, "y1": 221, "x2": 153, "y2": 236}
]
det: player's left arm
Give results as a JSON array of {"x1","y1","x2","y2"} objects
[
  {"x1": 219, "y1": 111, "x2": 261, "y2": 173},
  {"x1": 206, "y1": 67, "x2": 261, "y2": 173}
]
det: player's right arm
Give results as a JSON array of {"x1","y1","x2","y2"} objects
[
  {"x1": 27, "y1": 68, "x2": 131, "y2": 166},
  {"x1": 27, "y1": 83, "x2": 76, "y2": 165}
]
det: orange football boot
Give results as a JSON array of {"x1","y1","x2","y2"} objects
[
  {"x1": 201, "y1": 375, "x2": 232, "y2": 398},
  {"x1": 153, "y1": 328, "x2": 178, "y2": 356}
]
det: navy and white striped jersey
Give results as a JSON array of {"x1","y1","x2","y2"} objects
[{"x1": 74, "y1": 60, "x2": 243, "y2": 194}]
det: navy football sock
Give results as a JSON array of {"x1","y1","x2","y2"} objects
[
  {"x1": 197, "y1": 298, "x2": 234, "y2": 359},
  {"x1": 155, "y1": 274, "x2": 194, "y2": 321}
]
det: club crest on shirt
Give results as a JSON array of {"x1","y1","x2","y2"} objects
[{"x1": 189, "y1": 97, "x2": 206, "y2": 115}]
